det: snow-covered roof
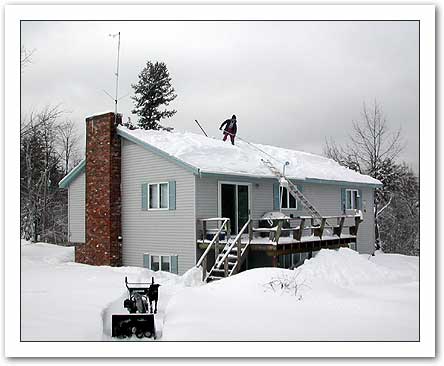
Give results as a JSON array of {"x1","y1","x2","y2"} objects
[{"x1": 117, "y1": 126, "x2": 381, "y2": 186}]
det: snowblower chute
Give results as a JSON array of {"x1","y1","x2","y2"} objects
[{"x1": 111, "y1": 276, "x2": 160, "y2": 339}]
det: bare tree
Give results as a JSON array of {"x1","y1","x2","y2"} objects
[
  {"x1": 57, "y1": 120, "x2": 81, "y2": 174},
  {"x1": 324, "y1": 101, "x2": 404, "y2": 175},
  {"x1": 21, "y1": 105, "x2": 63, "y2": 138},
  {"x1": 324, "y1": 101, "x2": 407, "y2": 251},
  {"x1": 20, "y1": 106, "x2": 70, "y2": 243},
  {"x1": 20, "y1": 45, "x2": 35, "y2": 72}
]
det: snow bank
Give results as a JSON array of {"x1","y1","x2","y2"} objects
[
  {"x1": 21, "y1": 241, "x2": 74, "y2": 265},
  {"x1": 21, "y1": 242, "x2": 204, "y2": 341},
  {"x1": 299, "y1": 247, "x2": 418, "y2": 286},
  {"x1": 162, "y1": 248, "x2": 419, "y2": 341},
  {"x1": 21, "y1": 244, "x2": 417, "y2": 342},
  {"x1": 118, "y1": 126, "x2": 381, "y2": 185}
]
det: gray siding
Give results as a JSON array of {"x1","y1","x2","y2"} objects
[
  {"x1": 288, "y1": 183, "x2": 375, "y2": 255},
  {"x1": 121, "y1": 139, "x2": 196, "y2": 274},
  {"x1": 195, "y1": 175, "x2": 273, "y2": 221},
  {"x1": 195, "y1": 175, "x2": 375, "y2": 255},
  {"x1": 68, "y1": 171, "x2": 85, "y2": 243}
]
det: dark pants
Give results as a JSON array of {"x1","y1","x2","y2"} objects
[{"x1": 223, "y1": 129, "x2": 235, "y2": 145}]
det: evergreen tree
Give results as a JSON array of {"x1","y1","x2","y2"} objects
[{"x1": 131, "y1": 61, "x2": 177, "y2": 130}]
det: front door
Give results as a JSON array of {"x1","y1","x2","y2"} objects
[{"x1": 219, "y1": 182, "x2": 251, "y2": 235}]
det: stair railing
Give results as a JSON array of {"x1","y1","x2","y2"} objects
[
  {"x1": 216, "y1": 218, "x2": 252, "y2": 276},
  {"x1": 196, "y1": 218, "x2": 229, "y2": 281}
]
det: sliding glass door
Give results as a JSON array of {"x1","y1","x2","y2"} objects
[{"x1": 219, "y1": 182, "x2": 251, "y2": 235}]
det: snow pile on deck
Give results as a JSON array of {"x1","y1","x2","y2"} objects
[
  {"x1": 118, "y1": 126, "x2": 381, "y2": 185},
  {"x1": 21, "y1": 243, "x2": 417, "y2": 341}
]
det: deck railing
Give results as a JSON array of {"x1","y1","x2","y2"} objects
[
  {"x1": 197, "y1": 214, "x2": 362, "y2": 246},
  {"x1": 196, "y1": 218, "x2": 230, "y2": 280},
  {"x1": 250, "y1": 214, "x2": 362, "y2": 244}
]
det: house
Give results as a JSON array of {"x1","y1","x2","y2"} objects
[{"x1": 59, "y1": 112, "x2": 382, "y2": 277}]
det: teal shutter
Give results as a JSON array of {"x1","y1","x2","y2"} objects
[
  {"x1": 143, "y1": 253, "x2": 150, "y2": 269},
  {"x1": 357, "y1": 189, "x2": 363, "y2": 210},
  {"x1": 171, "y1": 255, "x2": 178, "y2": 274},
  {"x1": 141, "y1": 183, "x2": 148, "y2": 210},
  {"x1": 273, "y1": 183, "x2": 280, "y2": 210},
  {"x1": 341, "y1": 188, "x2": 346, "y2": 213},
  {"x1": 296, "y1": 184, "x2": 303, "y2": 211},
  {"x1": 169, "y1": 180, "x2": 176, "y2": 210}
]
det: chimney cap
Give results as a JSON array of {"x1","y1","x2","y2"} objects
[{"x1": 86, "y1": 111, "x2": 115, "y2": 121}]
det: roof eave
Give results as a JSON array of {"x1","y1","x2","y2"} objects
[
  {"x1": 198, "y1": 171, "x2": 382, "y2": 187},
  {"x1": 58, "y1": 159, "x2": 86, "y2": 188},
  {"x1": 304, "y1": 177, "x2": 383, "y2": 188},
  {"x1": 117, "y1": 128, "x2": 201, "y2": 175}
]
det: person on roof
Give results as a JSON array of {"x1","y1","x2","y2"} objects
[{"x1": 219, "y1": 114, "x2": 237, "y2": 145}]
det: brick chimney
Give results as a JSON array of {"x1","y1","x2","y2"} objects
[{"x1": 75, "y1": 112, "x2": 122, "y2": 266}]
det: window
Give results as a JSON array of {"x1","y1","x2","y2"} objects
[
  {"x1": 148, "y1": 182, "x2": 169, "y2": 209},
  {"x1": 278, "y1": 253, "x2": 309, "y2": 269},
  {"x1": 345, "y1": 189, "x2": 359, "y2": 210},
  {"x1": 150, "y1": 255, "x2": 160, "y2": 271},
  {"x1": 144, "y1": 254, "x2": 178, "y2": 274},
  {"x1": 161, "y1": 256, "x2": 170, "y2": 272},
  {"x1": 280, "y1": 187, "x2": 297, "y2": 209}
]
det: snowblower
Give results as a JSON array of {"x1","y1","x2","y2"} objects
[{"x1": 111, "y1": 276, "x2": 160, "y2": 339}]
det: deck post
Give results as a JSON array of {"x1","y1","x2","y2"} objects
[
  {"x1": 295, "y1": 218, "x2": 305, "y2": 241},
  {"x1": 272, "y1": 251, "x2": 278, "y2": 267},
  {"x1": 248, "y1": 220, "x2": 253, "y2": 242},
  {"x1": 334, "y1": 216, "x2": 345, "y2": 237},
  {"x1": 355, "y1": 216, "x2": 361, "y2": 232},
  {"x1": 237, "y1": 237, "x2": 241, "y2": 263},
  {"x1": 275, "y1": 220, "x2": 283, "y2": 244},
  {"x1": 350, "y1": 216, "x2": 361, "y2": 236},
  {"x1": 202, "y1": 256, "x2": 207, "y2": 281},
  {"x1": 215, "y1": 222, "x2": 220, "y2": 262},
  {"x1": 224, "y1": 257, "x2": 228, "y2": 277},
  {"x1": 318, "y1": 218, "x2": 326, "y2": 239},
  {"x1": 202, "y1": 220, "x2": 207, "y2": 241}
]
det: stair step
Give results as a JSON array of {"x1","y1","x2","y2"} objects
[
  {"x1": 214, "y1": 259, "x2": 237, "y2": 268},
  {"x1": 216, "y1": 255, "x2": 237, "y2": 263},
  {"x1": 211, "y1": 268, "x2": 226, "y2": 274},
  {"x1": 206, "y1": 276, "x2": 223, "y2": 282}
]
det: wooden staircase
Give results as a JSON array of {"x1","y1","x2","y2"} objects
[
  {"x1": 206, "y1": 239, "x2": 250, "y2": 282},
  {"x1": 196, "y1": 218, "x2": 252, "y2": 282}
]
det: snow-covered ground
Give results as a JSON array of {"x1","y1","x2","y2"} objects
[{"x1": 21, "y1": 242, "x2": 418, "y2": 341}]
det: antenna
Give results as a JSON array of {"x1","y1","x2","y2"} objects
[{"x1": 104, "y1": 32, "x2": 123, "y2": 125}]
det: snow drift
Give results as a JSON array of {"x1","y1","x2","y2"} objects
[
  {"x1": 21, "y1": 243, "x2": 417, "y2": 341},
  {"x1": 162, "y1": 248, "x2": 418, "y2": 341}
]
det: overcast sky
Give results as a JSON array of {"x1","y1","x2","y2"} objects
[{"x1": 21, "y1": 20, "x2": 419, "y2": 172}]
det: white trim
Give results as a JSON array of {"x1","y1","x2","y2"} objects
[
  {"x1": 279, "y1": 186, "x2": 298, "y2": 210},
  {"x1": 193, "y1": 176, "x2": 197, "y2": 267},
  {"x1": 217, "y1": 181, "x2": 252, "y2": 233},
  {"x1": 147, "y1": 181, "x2": 169, "y2": 210},
  {"x1": 345, "y1": 188, "x2": 359, "y2": 210},
  {"x1": 146, "y1": 253, "x2": 174, "y2": 272},
  {"x1": 67, "y1": 185, "x2": 71, "y2": 240}
]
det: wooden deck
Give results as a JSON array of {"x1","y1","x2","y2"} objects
[
  {"x1": 197, "y1": 214, "x2": 361, "y2": 258},
  {"x1": 197, "y1": 233, "x2": 356, "y2": 256}
]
